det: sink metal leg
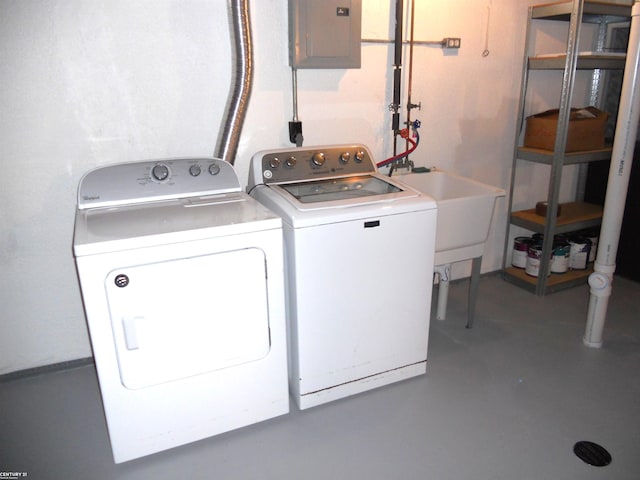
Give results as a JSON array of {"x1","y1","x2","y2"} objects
[{"x1": 466, "y1": 256, "x2": 482, "y2": 329}]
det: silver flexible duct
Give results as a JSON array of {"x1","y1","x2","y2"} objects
[
  {"x1": 215, "y1": 0, "x2": 254, "y2": 165},
  {"x1": 584, "y1": 0, "x2": 640, "y2": 347}
]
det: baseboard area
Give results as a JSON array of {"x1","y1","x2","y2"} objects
[{"x1": 0, "y1": 357, "x2": 94, "y2": 384}]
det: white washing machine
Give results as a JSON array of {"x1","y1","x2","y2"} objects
[
  {"x1": 73, "y1": 158, "x2": 289, "y2": 463},
  {"x1": 247, "y1": 144, "x2": 437, "y2": 410}
]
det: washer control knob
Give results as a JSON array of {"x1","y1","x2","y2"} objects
[
  {"x1": 339, "y1": 152, "x2": 351, "y2": 164},
  {"x1": 189, "y1": 164, "x2": 202, "y2": 177},
  {"x1": 208, "y1": 163, "x2": 221, "y2": 176},
  {"x1": 354, "y1": 150, "x2": 365, "y2": 163},
  {"x1": 151, "y1": 164, "x2": 170, "y2": 182},
  {"x1": 311, "y1": 152, "x2": 326, "y2": 167},
  {"x1": 285, "y1": 156, "x2": 297, "y2": 168},
  {"x1": 269, "y1": 157, "x2": 281, "y2": 169}
]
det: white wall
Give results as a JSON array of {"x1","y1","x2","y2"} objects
[{"x1": 1, "y1": 0, "x2": 579, "y2": 373}]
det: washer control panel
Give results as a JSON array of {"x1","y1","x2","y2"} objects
[
  {"x1": 78, "y1": 158, "x2": 241, "y2": 209},
  {"x1": 252, "y1": 144, "x2": 376, "y2": 185}
]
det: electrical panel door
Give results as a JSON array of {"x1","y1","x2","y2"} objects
[{"x1": 289, "y1": 0, "x2": 361, "y2": 69}]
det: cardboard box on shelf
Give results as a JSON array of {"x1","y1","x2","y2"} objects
[{"x1": 524, "y1": 107, "x2": 609, "y2": 152}]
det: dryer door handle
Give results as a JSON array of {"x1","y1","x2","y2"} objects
[{"x1": 122, "y1": 317, "x2": 142, "y2": 350}]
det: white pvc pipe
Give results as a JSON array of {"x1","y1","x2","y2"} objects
[
  {"x1": 434, "y1": 264, "x2": 451, "y2": 321},
  {"x1": 584, "y1": 0, "x2": 640, "y2": 348}
]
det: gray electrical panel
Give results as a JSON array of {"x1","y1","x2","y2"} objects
[{"x1": 289, "y1": 0, "x2": 362, "y2": 69}]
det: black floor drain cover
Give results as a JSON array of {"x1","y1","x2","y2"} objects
[{"x1": 574, "y1": 441, "x2": 612, "y2": 467}]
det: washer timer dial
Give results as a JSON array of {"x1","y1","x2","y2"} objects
[
  {"x1": 311, "y1": 152, "x2": 326, "y2": 167},
  {"x1": 269, "y1": 157, "x2": 281, "y2": 169},
  {"x1": 285, "y1": 156, "x2": 297, "y2": 168}
]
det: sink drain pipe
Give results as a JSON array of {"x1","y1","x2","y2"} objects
[
  {"x1": 434, "y1": 264, "x2": 451, "y2": 321},
  {"x1": 584, "y1": 0, "x2": 640, "y2": 348},
  {"x1": 215, "y1": 0, "x2": 254, "y2": 165}
]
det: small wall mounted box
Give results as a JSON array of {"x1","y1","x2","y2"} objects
[{"x1": 289, "y1": 0, "x2": 362, "y2": 69}]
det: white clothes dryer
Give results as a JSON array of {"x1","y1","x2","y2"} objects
[
  {"x1": 73, "y1": 158, "x2": 289, "y2": 463},
  {"x1": 248, "y1": 144, "x2": 437, "y2": 410}
]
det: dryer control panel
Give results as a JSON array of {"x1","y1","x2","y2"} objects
[
  {"x1": 78, "y1": 158, "x2": 241, "y2": 209},
  {"x1": 249, "y1": 144, "x2": 376, "y2": 186}
]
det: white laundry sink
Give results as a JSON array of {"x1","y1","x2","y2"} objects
[
  {"x1": 398, "y1": 170, "x2": 505, "y2": 265},
  {"x1": 397, "y1": 170, "x2": 505, "y2": 327}
]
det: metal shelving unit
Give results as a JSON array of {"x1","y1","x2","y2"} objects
[{"x1": 502, "y1": 0, "x2": 632, "y2": 295}]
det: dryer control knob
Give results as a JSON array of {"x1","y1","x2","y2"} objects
[
  {"x1": 208, "y1": 163, "x2": 221, "y2": 176},
  {"x1": 151, "y1": 164, "x2": 170, "y2": 182},
  {"x1": 189, "y1": 164, "x2": 202, "y2": 177},
  {"x1": 354, "y1": 150, "x2": 365, "y2": 163},
  {"x1": 285, "y1": 156, "x2": 297, "y2": 168},
  {"x1": 339, "y1": 152, "x2": 351, "y2": 164},
  {"x1": 311, "y1": 152, "x2": 326, "y2": 167}
]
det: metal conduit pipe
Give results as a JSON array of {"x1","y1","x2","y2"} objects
[
  {"x1": 584, "y1": 0, "x2": 640, "y2": 348},
  {"x1": 215, "y1": 0, "x2": 254, "y2": 165},
  {"x1": 403, "y1": 0, "x2": 417, "y2": 169},
  {"x1": 391, "y1": 0, "x2": 403, "y2": 138}
]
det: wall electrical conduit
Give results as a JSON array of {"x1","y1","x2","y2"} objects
[
  {"x1": 391, "y1": 0, "x2": 404, "y2": 142},
  {"x1": 380, "y1": 0, "x2": 422, "y2": 172},
  {"x1": 403, "y1": 0, "x2": 420, "y2": 167},
  {"x1": 215, "y1": 0, "x2": 254, "y2": 165},
  {"x1": 584, "y1": 0, "x2": 640, "y2": 348}
]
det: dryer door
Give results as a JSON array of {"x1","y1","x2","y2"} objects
[{"x1": 105, "y1": 247, "x2": 270, "y2": 389}]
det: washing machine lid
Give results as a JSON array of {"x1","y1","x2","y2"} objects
[
  {"x1": 252, "y1": 179, "x2": 435, "y2": 229},
  {"x1": 248, "y1": 144, "x2": 437, "y2": 227},
  {"x1": 73, "y1": 193, "x2": 281, "y2": 256},
  {"x1": 279, "y1": 174, "x2": 402, "y2": 204},
  {"x1": 267, "y1": 173, "x2": 424, "y2": 212}
]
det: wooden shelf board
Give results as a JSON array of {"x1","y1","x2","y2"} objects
[
  {"x1": 517, "y1": 146, "x2": 613, "y2": 164},
  {"x1": 503, "y1": 265, "x2": 592, "y2": 293},
  {"x1": 529, "y1": 54, "x2": 626, "y2": 70},
  {"x1": 511, "y1": 201, "x2": 603, "y2": 230}
]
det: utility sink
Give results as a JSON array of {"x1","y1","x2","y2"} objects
[
  {"x1": 396, "y1": 170, "x2": 505, "y2": 327},
  {"x1": 398, "y1": 170, "x2": 505, "y2": 265}
]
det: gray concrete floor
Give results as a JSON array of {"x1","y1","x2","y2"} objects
[{"x1": 2, "y1": 274, "x2": 639, "y2": 479}]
